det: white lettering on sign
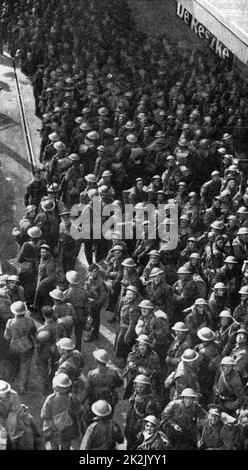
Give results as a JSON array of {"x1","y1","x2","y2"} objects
[{"x1": 176, "y1": 2, "x2": 230, "y2": 60}]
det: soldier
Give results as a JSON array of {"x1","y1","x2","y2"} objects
[
  {"x1": 232, "y1": 227, "x2": 248, "y2": 266},
  {"x1": 195, "y1": 327, "x2": 220, "y2": 405},
  {"x1": 197, "y1": 404, "x2": 232, "y2": 450},
  {"x1": 49, "y1": 288, "x2": 75, "y2": 339},
  {"x1": 233, "y1": 285, "x2": 248, "y2": 326},
  {"x1": 63, "y1": 271, "x2": 89, "y2": 351},
  {"x1": 84, "y1": 263, "x2": 108, "y2": 341},
  {"x1": 214, "y1": 357, "x2": 246, "y2": 415},
  {"x1": 125, "y1": 374, "x2": 161, "y2": 450},
  {"x1": 161, "y1": 388, "x2": 206, "y2": 450},
  {"x1": 36, "y1": 306, "x2": 66, "y2": 394},
  {"x1": 55, "y1": 338, "x2": 84, "y2": 392},
  {"x1": 208, "y1": 282, "x2": 229, "y2": 329},
  {"x1": 146, "y1": 267, "x2": 172, "y2": 315},
  {"x1": 123, "y1": 334, "x2": 161, "y2": 399},
  {"x1": 135, "y1": 415, "x2": 170, "y2": 450},
  {"x1": 171, "y1": 266, "x2": 200, "y2": 322},
  {"x1": 41, "y1": 373, "x2": 84, "y2": 450},
  {"x1": 165, "y1": 322, "x2": 192, "y2": 377},
  {"x1": 80, "y1": 400, "x2": 124, "y2": 450},
  {"x1": 140, "y1": 250, "x2": 165, "y2": 285},
  {"x1": 0, "y1": 380, "x2": 36, "y2": 450},
  {"x1": 230, "y1": 328, "x2": 248, "y2": 384},
  {"x1": 184, "y1": 298, "x2": 213, "y2": 346},
  {"x1": 135, "y1": 299, "x2": 171, "y2": 366},
  {"x1": 24, "y1": 168, "x2": 47, "y2": 211},
  {"x1": 105, "y1": 245, "x2": 124, "y2": 316},
  {"x1": 58, "y1": 211, "x2": 81, "y2": 272},
  {"x1": 35, "y1": 244, "x2": 56, "y2": 312},
  {"x1": 173, "y1": 349, "x2": 200, "y2": 400},
  {"x1": 81, "y1": 349, "x2": 122, "y2": 423},
  {"x1": 6, "y1": 275, "x2": 25, "y2": 303},
  {"x1": 114, "y1": 285, "x2": 141, "y2": 364},
  {"x1": 18, "y1": 204, "x2": 36, "y2": 245},
  {"x1": 34, "y1": 199, "x2": 60, "y2": 253},
  {"x1": 4, "y1": 301, "x2": 36, "y2": 394}
]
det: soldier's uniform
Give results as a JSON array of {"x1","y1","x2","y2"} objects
[
  {"x1": 196, "y1": 341, "x2": 220, "y2": 405},
  {"x1": 4, "y1": 315, "x2": 36, "y2": 393},
  {"x1": 36, "y1": 319, "x2": 66, "y2": 394},
  {"x1": 214, "y1": 369, "x2": 246, "y2": 414},
  {"x1": 114, "y1": 296, "x2": 141, "y2": 361},
  {"x1": 123, "y1": 345, "x2": 161, "y2": 399},
  {"x1": 162, "y1": 398, "x2": 206, "y2": 449},
  {"x1": 230, "y1": 343, "x2": 248, "y2": 384},
  {"x1": 166, "y1": 335, "x2": 192, "y2": 376},
  {"x1": 173, "y1": 361, "x2": 200, "y2": 399},
  {"x1": 24, "y1": 178, "x2": 47, "y2": 208},
  {"x1": 125, "y1": 390, "x2": 161, "y2": 450},
  {"x1": 63, "y1": 285, "x2": 89, "y2": 351},
  {"x1": 56, "y1": 349, "x2": 84, "y2": 387},
  {"x1": 81, "y1": 366, "x2": 123, "y2": 422}
]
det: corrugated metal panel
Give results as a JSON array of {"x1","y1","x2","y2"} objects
[{"x1": 178, "y1": 0, "x2": 248, "y2": 64}]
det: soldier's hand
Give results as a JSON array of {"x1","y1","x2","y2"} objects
[
  {"x1": 173, "y1": 424, "x2": 182, "y2": 432},
  {"x1": 197, "y1": 440, "x2": 202, "y2": 449}
]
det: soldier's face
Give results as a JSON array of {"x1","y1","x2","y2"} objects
[
  {"x1": 141, "y1": 308, "x2": 151, "y2": 317},
  {"x1": 183, "y1": 397, "x2": 193, "y2": 407},
  {"x1": 216, "y1": 288, "x2": 225, "y2": 297},
  {"x1": 222, "y1": 365, "x2": 233, "y2": 375},
  {"x1": 209, "y1": 413, "x2": 220, "y2": 425},
  {"x1": 139, "y1": 343, "x2": 148, "y2": 355},
  {"x1": 135, "y1": 383, "x2": 146, "y2": 394},
  {"x1": 144, "y1": 422, "x2": 156, "y2": 435},
  {"x1": 236, "y1": 333, "x2": 247, "y2": 344}
]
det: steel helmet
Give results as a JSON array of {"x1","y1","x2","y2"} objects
[
  {"x1": 181, "y1": 388, "x2": 198, "y2": 398},
  {"x1": 138, "y1": 300, "x2": 154, "y2": 309},
  {"x1": 98, "y1": 107, "x2": 108, "y2": 116},
  {"x1": 219, "y1": 310, "x2": 232, "y2": 318},
  {"x1": 237, "y1": 206, "x2": 248, "y2": 215},
  {"x1": 85, "y1": 173, "x2": 97, "y2": 183},
  {"x1": 210, "y1": 221, "x2": 224, "y2": 230},
  {"x1": 86, "y1": 131, "x2": 100, "y2": 140},
  {"x1": 0, "y1": 381, "x2": 11, "y2": 394},
  {"x1": 238, "y1": 227, "x2": 248, "y2": 235},
  {"x1": 41, "y1": 199, "x2": 55, "y2": 212},
  {"x1": 56, "y1": 338, "x2": 75, "y2": 350},
  {"x1": 49, "y1": 288, "x2": 64, "y2": 301},
  {"x1": 181, "y1": 349, "x2": 199, "y2": 362},
  {"x1": 177, "y1": 266, "x2": 191, "y2": 275},
  {"x1": 134, "y1": 374, "x2": 151, "y2": 385},
  {"x1": 125, "y1": 285, "x2": 138, "y2": 294},
  {"x1": 91, "y1": 400, "x2": 112, "y2": 417},
  {"x1": 102, "y1": 170, "x2": 112, "y2": 178},
  {"x1": 239, "y1": 286, "x2": 248, "y2": 295},
  {"x1": 125, "y1": 121, "x2": 135, "y2": 129},
  {"x1": 36, "y1": 329, "x2": 51, "y2": 343},
  {"x1": 144, "y1": 415, "x2": 160, "y2": 427},
  {"x1": 149, "y1": 267, "x2": 164, "y2": 278},
  {"x1": 172, "y1": 322, "x2": 188, "y2": 332},
  {"x1": 214, "y1": 282, "x2": 226, "y2": 290},
  {"x1": 52, "y1": 373, "x2": 72, "y2": 389},
  {"x1": 93, "y1": 349, "x2": 108, "y2": 364},
  {"x1": 27, "y1": 226, "x2": 42, "y2": 239},
  {"x1": 111, "y1": 244, "x2": 124, "y2": 252},
  {"x1": 126, "y1": 134, "x2": 137, "y2": 143},
  {"x1": 221, "y1": 357, "x2": 235, "y2": 366},
  {"x1": 224, "y1": 256, "x2": 238, "y2": 264},
  {"x1": 195, "y1": 298, "x2": 208, "y2": 306},
  {"x1": 66, "y1": 270, "x2": 80, "y2": 285},
  {"x1": 189, "y1": 252, "x2": 201, "y2": 260},
  {"x1": 197, "y1": 327, "x2": 215, "y2": 342},
  {"x1": 148, "y1": 250, "x2": 160, "y2": 257},
  {"x1": 10, "y1": 301, "x2": 26, "y2": 316},
  {"x1": 136, "y1": 335, "x2": 150, "y2": 345},
  {"x1": 121, "y1": 258, "x2": 136, "y2": 268}
]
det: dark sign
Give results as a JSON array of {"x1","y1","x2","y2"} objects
[{"x1": 176, "y1": 2, "x2": 233, "y2": 60}]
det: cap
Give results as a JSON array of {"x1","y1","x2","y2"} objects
[
  {"x1": 85, "y1": 174, "x2": 97, "y2": 183},
  {"x1": 221, "y1": 357, "x2": 235, "y2": 366},
  {"x1": 149, "y1": 267, "x2": 164, "y2": 278},
  {"x1": 86, "y1": 131, "x2": 99, "y2": 140},
  {"x1": 144, "y1": 415, "x2": 160, "y2": 427},
  {"x1": 126, "y1": 134, "x2": 138, "y2": 143},
  {"x1": 238, "y1": 227, "x2": 248, "y2": 235},
  {"x1": 239, "y1": 286, "x2": 248, "y2": 295},
  {"x1": 68, "y1": 153, "x2": 80, "y2": 162},
  {"x1": 214, "y1": 282, "x2": 226, "y2": 289},
  {"x1": 181, "y1": 388, "x2": 198, "y2": 398},
  {"x1": 219, "y1": 310, "x2": 232, "y2": 318},
  {"x1": 0, "y1": 381, "x2": 11, "y2": 394}
]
